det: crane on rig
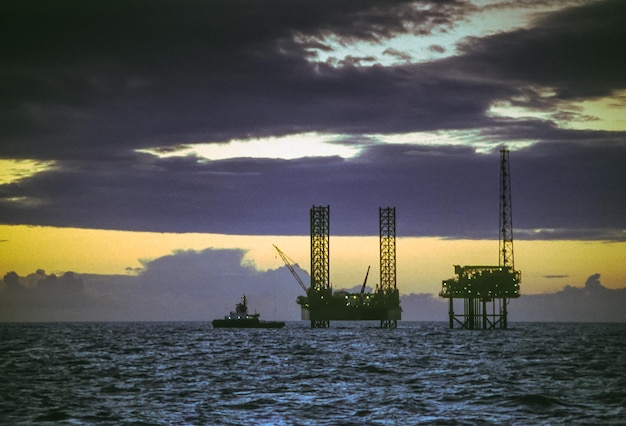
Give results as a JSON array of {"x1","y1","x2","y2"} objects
[
  {"x1": 273, "y1": 244, "x2": 308, "y2": 294},
  {"x1": 360, "y1": 265, "x2": 371, "y2": 295}
]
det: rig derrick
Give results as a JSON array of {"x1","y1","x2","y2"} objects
[
  {"x1": 440, "y1": 148, "x2": 522, "y2": 329},
  {"x1": 290, "y1": 205, "x2": 401, "y2": 328}
]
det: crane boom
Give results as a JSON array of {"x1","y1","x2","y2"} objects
[
  {"x1": 273, "y1": 245, "x2": 308, "y2": 294},
  {"x1": 360, "y1": 265, "x2": 371, "y2": 294}
]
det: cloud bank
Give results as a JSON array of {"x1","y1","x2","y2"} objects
[
  {"x1": 0, "y1": 249, "x2": 304, "y2": 322},
  {"x1": 1, "y1": 249, "x2": 624, "y2": 323}
]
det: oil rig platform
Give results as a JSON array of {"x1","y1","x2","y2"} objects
[
  {"x1": 275, "y1": 206, "x2": 401, "y2": 328},
  {"x1": 440, "y1": 148, "x2": 521, "y2": 329}
]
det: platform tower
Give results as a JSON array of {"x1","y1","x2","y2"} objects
[
  {"x1": 379, "y1": 207, "x2": 400, "y2": 328},
  {"x1": 310, "y1": 205, "x2": 330, "y2": 328},
  {"x1": 440, "y1": 148, "x2": 521, "y2": 329},
  {"x1": 499, "y1": 148, "x2": 514, "y2": 269},
  {"x1": 380, "y1": 207, "x2": 396, "y2": 292},
  {"x1": 499, "y1": 147, "x2": 514, "y2": 328}
]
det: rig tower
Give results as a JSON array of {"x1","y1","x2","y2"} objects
[
  {"x1": 499, "y1": 147, "x2": 514, "y2": 269},
  {"x1": 379, "y1": 207, "x2": 400, "y2": 328},
  {"x1": 440, "y1": 148, "x2": 521, "y2": 329},
  {"x1": 293, "y1": 205, "x2": 402, "y2": 328},
  {"x1": 309, "y1": 205, "x2": 331, "y2": 328}
]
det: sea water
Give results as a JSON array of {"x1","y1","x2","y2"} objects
[{"x1": 1, "y1": 322, "x2": 625, "y2": 425}]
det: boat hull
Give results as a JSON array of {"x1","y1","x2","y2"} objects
[{"x1": 212, "y1": 319, "x2": 285, "y2": 329}]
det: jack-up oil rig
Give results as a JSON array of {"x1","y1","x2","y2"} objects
[
  {"x1": 275, "y1": 206, "x2": 401, "y2": 328},
  {"x1": 440, "y1": 148, "x2": 521, "y2": 329}
]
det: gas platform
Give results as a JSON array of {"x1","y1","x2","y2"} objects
[
  {"x1": 440, "y1": 148, "x2": 521, "y2": 329},
  {"x1": 275, "y1": 206, "x2": 401, "y2": 328}
]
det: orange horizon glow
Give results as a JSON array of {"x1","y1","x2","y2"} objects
[{"x1": 0, "y1": 225, "x2": 624, "y2": 295}]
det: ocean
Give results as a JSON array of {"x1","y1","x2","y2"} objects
[{"x1": 1, "y1": 322, "x2": 624, "y2": 425}]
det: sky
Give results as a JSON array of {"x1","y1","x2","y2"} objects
[{"x1": 1, "y1": 0, "x2": 625, "y2": 322}]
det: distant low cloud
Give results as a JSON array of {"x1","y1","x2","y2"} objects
[
  {"x1": 399, "y1": 274, "x2": 626, "y2": 323},
  {"x1": 1, "y1": 249, "x2": 624, "y2": 323},
  {"x1": 398, "y1": 293, "x2": 447, "y2": 321},
  {"x1": 510, "y1": 274, "x2": 626, "y2": 323},
  {"x1": 0, "y1": 249, "x2": 304, "y2": 322}
]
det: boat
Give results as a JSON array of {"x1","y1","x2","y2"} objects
[{"x1": 212, "y1": 294, "x2": 285, "y2": 328}]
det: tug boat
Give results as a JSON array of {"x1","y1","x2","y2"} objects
[{"x1": 212, "y1": 294, "x2": 285, "y2": 329}]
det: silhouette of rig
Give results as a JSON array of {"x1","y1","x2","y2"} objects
[
  {"x1": 275, "y1": 206, "x2": 401, "y2": 328},
  {"x1": 276, "y1": 148, "x2": 520, "y2": 329},
  {"x1": 439, "y1": 148, "x2": 521, "y2": 329}
]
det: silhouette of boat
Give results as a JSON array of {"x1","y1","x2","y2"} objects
[{"x1": 212, "y1": 294, "x2": 285, "y2": 328}]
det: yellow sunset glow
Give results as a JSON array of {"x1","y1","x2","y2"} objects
[
  {"x1": 1, "y1": 225, "x2": 623, "y2": 296},
  {"x1": 489, "y1": 89, "x2": 626, "y2": 132},
  {"x1": 567, "y1": 91, "x2": 626, "y2": 131},
  {"x1": 0, "y1": 159, "x2": 54, "y2": 184}
]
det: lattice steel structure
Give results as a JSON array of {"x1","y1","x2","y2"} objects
[
  {"x1": 499, "y1": 148, "x2": 514, "y2": 269},
  {"x1": 379, "y1": 207, "x2": 400, "y2": 328},
  {"x1": 380, "y1": 207, "x2": 397, "y2": 292},
  {"x1": 310, "y1": 205, "x2": 330, "y2": 291},
  {"x1": 309, "y1": 205, "x2": 330, "y2": 328},
  {"x1": 441, "y1": 265, "x2": 520, "y2": 329},
  {"x1": 440, "y1": 148, "x2": 521, "y2": 329},
  {"x1": 295, "y1": 205, "x2": 401, "y2": 328}
]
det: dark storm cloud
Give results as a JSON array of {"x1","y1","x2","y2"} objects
[
  {"x1": 456, "y1": 0, "x2": 626, "y2": 99},
  {"x1": 2, "y1": 0, "x2": 622, "y2": 156},
  {"x1": 0, "y1": 0, "x2": 624, "y2": 239},
  {"x1": 0, "y1": 0, "x2": 474, "y2": 160},
  {"x1": 509, "y1": 139, "x2": 626, "y2": 240},
  {"x1": 1, "y1": 139, "x2": 624, "y2": 239}
]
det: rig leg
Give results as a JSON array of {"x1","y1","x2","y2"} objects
[
  {"x1": 448, "y1": 297, "x2": 454, "y2": 329},
  {"x1": 311, "y1": 320, "x2": 330, "y2": 328},
  {"x1": 482, "y1": 298, "x2": 488, "y2": 329},
  {"x1": 380, "y1": 319, "x2": 397, "y2": 329},
  {"x1": 467, "y1": 297, "x2": 475, "y2": 329},
  {"x1": 502, "y1": 297, "x2": 508, "y2": 329}
]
